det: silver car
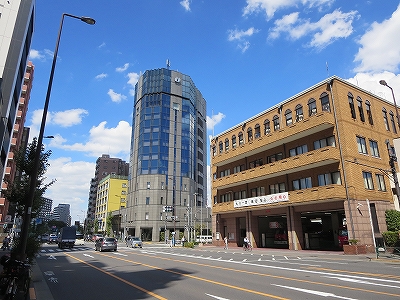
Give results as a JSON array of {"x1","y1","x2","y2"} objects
[
  {"x1": 95, "y1": 237, "x2": 117, "y2": 252},
  {"x1": 126, "y1": 236, "x2": 142, "y2": 248}
]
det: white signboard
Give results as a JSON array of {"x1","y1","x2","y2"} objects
[{"x1": 234, "y1": 192, "x2": 289, "y2": 208}]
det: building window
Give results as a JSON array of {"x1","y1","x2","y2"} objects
[
  {"x1": 146, "y1": 197, "x2": 150, "y2": 205},
  {"x1": 383, "y1": 108, "x2": 390, "y2": 131},
  {"x1": 232, "y1": 135, "x2": 237, "y2": 148},
  {"x1": 254, "y1": 124, "x2": 261, "y2": 138},
  {"x1": 356, "y1": 136, "x2": 368, "y2": 154},
  {"x1": 390, "y1": 111, "x2": 397, "y2": 134},
  {"x1": 273, "y1": 115, "x2": 280, "y2": 131},
  {"x1": 292, "y1": 177, "x2": 312, "y2": 190},
  {"x1": 295, "y1": 104, "x2": 303, "y2": 122},
  {"x1": 249, "y1": 159, "x2": 263, "y2": 169},
  {"x1": 147, "y1": 182, "x2": 150, "y2": 189},
  {"x1": 238, "y1": 132, "x2": 244, "y2": 146},
  {"x1": 308, "y1": 98, "x2": 317, "y2": 116},
  {"x1": 212, "y1": 146, "x2": 216, "y2": 157},
  {"x1": 357, "y1": 97, "x2": 365, "y2": 122},
  {"x1": 375, "y1": 174, "x2": 386, "y2": 191},
  {"x1": 348, "y1": 93, "x2": 356, "y2": 119},
  {"x1": 369, "y1": 140, "x2": 380, "y2": 157},
  {"x1": 224, "y1": 138, "x2": 229, "y2": 151},
  {"x1": 247, "y1": 127, "x2": 253, "y2": 142},
  {"x1": 160, "y1": 196, "x2": 163, "y2": 204},
  {"x1": 363, "y1": 171, "x2": 374, "y2": 190},
  {"x1": 289, "y1": 144, "x2": 308, "y2": 157},
  {"x1": 267, "y1": 152, "x2": 283, "y2": 163},
  {"x1": 365, "y1": 100, "x2": 373, "y2": 125},
  {"x1": 264, "y1": 119, "x2": 271, "y2": 135},
  {"x1": 285, "y1": 109, "x2": 293, "y2": 126},
  {"x1": 233, "y1": 164, "x2": 244, "y2": 173},
  {"x1": 318, "y1": 171, "x2": 341, "y2": 186},
  {"x1": 145, "y1": 212, "x2": 149, "y2": 220},
  {"x1": 269, "y1": 183, "x2": 286, "y2": 194},
  {"x1": 320, "y1": 92, "x2": 330, "y2": 112},
  {"x1": 314, "y1": 136, "x2": 336, "y2": 149},
  {"x1": 219, "y1": 141, "x2": 223, "y2": 154}
]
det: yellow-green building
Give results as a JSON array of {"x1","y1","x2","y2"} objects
[{"x1": 95, "y1": 174, "x2": 128, "y2": 234}]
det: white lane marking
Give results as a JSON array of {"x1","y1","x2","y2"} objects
[
  {"x1": 114, "y1": 252, "x2": 128, "y2": 257},
  {"x1": 205, "y1": 293, "x2": 230, "y2": 299},
  {"x1": 48, "y1": 255, "x2": 56, "y2": 260},
  {"x1": 44, "y1": 271, "x2": 55, "y2": 276},
  {"x1": 325, "y1": 276, "x2": 400, "y2": 289},
  {"x1": 48, "y1": 277, "x2": 58, "y2": 283},
  {"x1": 272, "y1": 284, "x2": 358, "y2": 300},
  {"x1": 83, "y1": 253, "x2": 94, "y2": 258}
]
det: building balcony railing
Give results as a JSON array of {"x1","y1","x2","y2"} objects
[
  {"x1": 213, "y1": 146, "x2": 340, "y2": 190},
  {"x1": 211, "y1": 111, "x2": 335, "y2": 167}
]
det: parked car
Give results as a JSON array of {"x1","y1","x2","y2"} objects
[
  {"x1": 95, "y1": 237, "x2": 117, "y2": 252},
  {"x1": 41, "y1": 234, "x2": 50, "y2": 243},
  {"x1": 92, "y1": 234, "x2": 104, "y2": 242},
  {"x1": 48, "y1": 234, "x2": 58, "y2": 244},
  {"x1": 126, "y1": 236, "x2": 142, "y2": 248}
]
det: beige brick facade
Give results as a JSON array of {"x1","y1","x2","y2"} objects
[{"x1": 211, "y1": 76, "x2": 398, "y2": 251}]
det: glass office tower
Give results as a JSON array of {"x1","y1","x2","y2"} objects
[{"x1": 126, "y1": 68, "x2": 207, "y2": 242}]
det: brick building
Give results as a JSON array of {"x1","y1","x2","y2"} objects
[{"x1": 211, "y1": 76, "x2": 398, "y2": 251}]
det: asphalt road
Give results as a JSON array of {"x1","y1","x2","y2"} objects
[{"x1": 30, "y1": 242, "x2": 400, "y2": 300}]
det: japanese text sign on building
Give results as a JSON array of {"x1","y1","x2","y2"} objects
[{"x1": 234, "y1": 192, "x2": 289, "y2": 208}]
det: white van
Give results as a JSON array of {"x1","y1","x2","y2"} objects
[{"x1": 196, "y1": 235, "x2": 213, "y2": 243}]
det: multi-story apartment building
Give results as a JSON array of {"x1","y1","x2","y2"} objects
[
  {"x1": 86, "y1": 154, "x2": 129, "y2": 226},
  {"x1": 125, "y1": 68, "x2": 207, "y2": 242},
  {"x1": 52, "y1": 203, "x2": 71, "y2": 226},
  {"x1": 0, "y1": 62, "x2": 33, "y2": 224},
  {"x1": 95, "y1": 174, "x2": 128, "y2": 234},
  {"x1": 211, "y1": 76, "x2": 398, "y2": 251},
  {"x1": 0, "y1": 0, "x2": 34, "y2": 223},
  {"x1": 37, "y1": 197, "x2": 53, "y2": 223}
]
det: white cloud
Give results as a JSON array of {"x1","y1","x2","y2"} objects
[
  {"x1": 228, "y1": 27, "x2": 259, "y2": 52},
  {"x1": 116, "y1": 63, "x2": 130, "y2": 72},
  {"x1": 180, "y1": 0, "x2": 191, "y2": 11},
  {"x1": 98, "y1": 42, "x2": 106, "y2": 49},
  {"x1": 243, "y1": 0, "x2": 332, "y2": 20},
  {"x1": 56, "y1": 121, "x2": 131, "y2": 158},
  {"x1": 268, "y1": 9, "x2": 358, "y2": 49},
  {"x1": 127, "y1": 72, "x2": 139, "y2": 87},
  {"x1": 345, "y1": 72, "x2": 400, "y2": 104},
  {"x1": 207, "y1": 112, "x2": 226, "y2": 130},
  {"x1": 51, "y1": 109, "x2": 89, "y2": 127},
  {"x1": 28, "y1": 49, "x2": 53, "y2": 61},
  {"x1": 95, "y1": 73, "x2": 108, "y2": 80},
  {"x1": 354, "y1": 4, "x2": 400, "y2": 73},
  {"x1": 107, "y1": 89, "x2": 127, "y2": 103},
  {"x1": 44, "y1": 158, "x2": 95, "y2": 225}
]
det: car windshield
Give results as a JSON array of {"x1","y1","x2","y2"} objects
[
  {"x1": 132, "y1": 237, "x2": 140, "y2": 241},
  {"x1": 105, "y1": 238, "x2": 115, "y2": 242}
]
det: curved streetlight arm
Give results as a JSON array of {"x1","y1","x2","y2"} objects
[
  {"x1": 380, "y1": 80, "x2": 400, "y2": 129},
  {"x1": 18, "y1": 13, "x2": 95, "y2": 260}
]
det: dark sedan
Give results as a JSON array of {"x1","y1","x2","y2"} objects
[{"x1": 95, "y1": 237, "x2": 117, "y2": 252}]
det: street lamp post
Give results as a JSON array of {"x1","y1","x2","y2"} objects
[
  {"x1": 18, "y1": 13, "x2": 95, "y2": 260},
  {"x1": 380, "y1": 80, "x2": 400, "y2": 129}
]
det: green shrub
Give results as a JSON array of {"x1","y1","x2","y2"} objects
[
  {"x1": 382, "y1": 231, "x2": 400, "y2": 247},
  {"x1": 385, "y1": 210, "x2": 400, "y2": 231},
  {"x1": 184, "y1": 242, "x2": 195, "y2": 248}
]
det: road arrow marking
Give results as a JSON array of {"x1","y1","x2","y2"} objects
[
  {"x1": 83, "y1": 254, "x2": 94, "y2": 258},
  {"x1": 205, "y1": 293, "x2": 230, "y2": 299},
  {"x1": 48, "y1": 255, "x2": 56, "y2": 260},
  {"x1": 272, "y1": 284, "x2": 358, "y2": 300}
]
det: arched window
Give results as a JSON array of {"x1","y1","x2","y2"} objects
[
  {"x1": 308, "y1": 98, "x2": 317, "y2": 116},
  {"x1": 264, "y1": 119, "x2": 271, "y2": 135},
  {"x1": 212, "y1": 146, "x2": 216, "y2": 157},
  {"x1": 389, "y1": 111, "x2": 397, "y2": 133},
  {"x1": 382, "y1": 108, "x2": 389, "y2": 131},
  {"x1": 348, "y1": 92, "x2": 356, "y2": 119},
  {"x1": 357, "y1": 96, "x2": 365, "y2": 122},
  {"x1": 295, "y1": 104, "x2": 303, "y2": 122},
  {"x1": 273, "y1": 115, "x2": 280, "y2": 131},
  {"x1": 365, "y1": 100, "x2": 373, "y2": 125},
  {"x1": 224, "y1": 138, "x2": 229, "y2": 151},
  {"x1": 238, "y1": 132, "x2": 244, "y2": 146},
  {"x1": 320, "y1": 92, "x2": 330, "y2": 112},
  {"x1": 219, "y1": 141, "x2": 223, "y2": 154},
  {"x1": 232, "y1": 135, "x2": 237, "y2": 148},
  {"x1": 247, "y1": 127, "x2": 253, "y2": 142},
  {"x1": 285, "y1": 109, "x2": 293, "y2": 126},
  {"x1": 254, "y1": 124, "x2": 261, "y2": 138}
]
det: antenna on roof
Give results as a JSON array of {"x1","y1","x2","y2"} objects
[
  {"x1": 166, "y1": 59, "x2": 170, "y2": 70},
  {"x1": 326, "y1": 61, "x2": 329, "y2": 77}
]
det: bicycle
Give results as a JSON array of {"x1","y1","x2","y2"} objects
[
  {"x1": 0, "y1": 255, "x2": 31, "y2": 300},
  {"x1": 243, "y1": 242, "x2": 252, "y2": 251}
]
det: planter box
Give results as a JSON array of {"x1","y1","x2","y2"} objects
[{"x1": 343, "y1": 244, "x2": 368, "y2": 255}]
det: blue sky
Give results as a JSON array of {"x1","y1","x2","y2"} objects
[{"x1": 27, "y1": 0, "x2": 400, "y2": 224}]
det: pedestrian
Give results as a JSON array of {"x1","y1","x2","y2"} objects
[
  {"x1": 181, "y1": 236, "x2": 185, "y2": 247},
  {"x1": 224, "y1": 236, "x2": 228, "y2": 249}
]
